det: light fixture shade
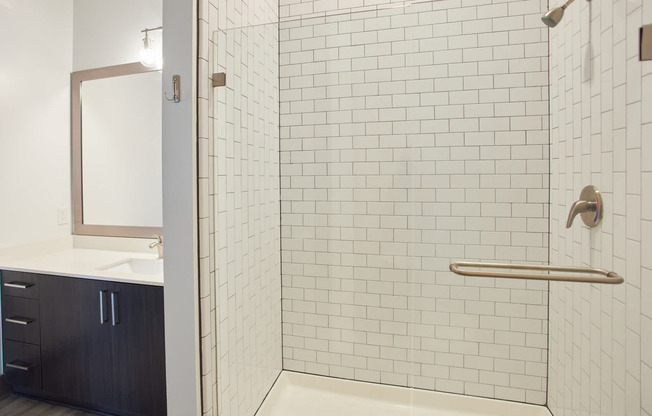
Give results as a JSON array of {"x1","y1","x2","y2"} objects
[
  {"x1": 139, "y1": 34, "x2": 161, "y2": 68},
  {"x1": 140, "y1": 48, "x2": 159, "y2": 67}
]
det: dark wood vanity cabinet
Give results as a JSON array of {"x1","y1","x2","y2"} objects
[
  {"x1": 1, "y1": 270, "x2": 166, "y2": 416},
  {"x1": 1, "y1": 271, "x2": 43, "y2": 393}
]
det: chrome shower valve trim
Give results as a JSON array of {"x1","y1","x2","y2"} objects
[{"x1": 566, "y1": 185, "x2": 603, "y2": 228}]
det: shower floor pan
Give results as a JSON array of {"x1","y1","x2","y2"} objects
[{"x1": 257, "y1": 371, "x2": 551, "y2": 416}]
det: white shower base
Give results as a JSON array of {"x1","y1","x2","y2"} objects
[{"x1": 257, "y1": 371, "x2": 551, "y2": 416}]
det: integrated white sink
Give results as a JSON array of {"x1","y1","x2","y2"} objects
[{"x1": 101, "y1": 258, "x2": 163, "y2": 275}]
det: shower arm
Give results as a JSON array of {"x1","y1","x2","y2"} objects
[
  {"x1": 559, "y1": 0, "x2": 591, "y2": 10},
  {"x1": 449, "y1": 262, "x2": 623, "y2": 284},
  {"x1": 559, "y1": 0, "x2": 576, "y2": 11}
]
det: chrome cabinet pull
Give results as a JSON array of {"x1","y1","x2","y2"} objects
[
  {"x1": 5, "y1": 317, "x2": 33, "y2": 325},
  {"x1": 6, "y1": 362, "x2": 31, "y2": 372},
  {"x1": 111, "y1": 292, "x2": 119, "y2": 326},
  {"x1": 3, "y1": 282, "x2": 32, "y2": 289},
  {"x1": 99, "y1": 290, "x2": 108, "y2": 324}
]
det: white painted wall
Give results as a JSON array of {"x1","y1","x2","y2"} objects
[
  {"x1": 0, "y1": 0, "x2": 73, "y2": 250},
  {"x1": 161, "y1": 0, "x2": 201, "y2": 413},
  {"x1": 73, "y1": 0, "x2": 162, "y2": 71}
]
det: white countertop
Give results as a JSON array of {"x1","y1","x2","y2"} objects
[{"x1": 0, "y1": 237, "x2": 164, "y2": 286}]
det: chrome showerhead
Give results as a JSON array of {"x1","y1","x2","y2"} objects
[
  {"x1": 541, "y1": 5, "x2": 566, "y2": 27},
  {"x1": 541, "y1": 0, "x2": 587, "y2": 28}
]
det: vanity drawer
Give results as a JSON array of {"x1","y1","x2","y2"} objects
[
  {"x1": 3, "y1": 340, "x2": 42, "y2": 391},
  {"x1": 2, "y1": 296, "x2": 40, "y2": 345},
  {"x1": 1, "y1": 271, "x2": 39, "y2": 299}
]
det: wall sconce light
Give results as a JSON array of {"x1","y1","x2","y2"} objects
[{"x1": 140, "y1": 26, "x2": 163, "y2": 68}]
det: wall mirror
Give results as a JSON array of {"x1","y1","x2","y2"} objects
[{"x1": 72, "y1": 62, "x2": 162, "y2": 238}]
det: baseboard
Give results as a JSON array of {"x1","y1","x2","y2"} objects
[{"x1": 0, "y1": 375, "x2": 10, "y2": 400}]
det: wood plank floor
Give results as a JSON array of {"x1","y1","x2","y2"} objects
[{"x1": 0, "y1": 394, "x2": 99, "y2": 415}]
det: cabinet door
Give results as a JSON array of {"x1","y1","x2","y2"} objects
[
  {"x1": 78, "y1": 278, "x2": 117, "y2": 409},
  {"x1": 110, "y1": 283, "x2": 167, "y2": 416},
  {"x1": 40, "y1": 276, "x2": 115, "y2": 409}
]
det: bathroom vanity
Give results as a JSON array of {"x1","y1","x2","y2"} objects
[{"x1": 0, "y1": 243, "x2": 166, "y2": 416}]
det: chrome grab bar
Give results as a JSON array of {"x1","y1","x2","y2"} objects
[{"x1": 449, "y1": 262, "x2": 623, "y2": 284}]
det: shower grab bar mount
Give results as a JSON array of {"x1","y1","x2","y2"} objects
[{"x1": 450, "y1": 261, "x2": 623, "y2": 284}]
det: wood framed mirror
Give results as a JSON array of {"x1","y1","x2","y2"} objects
[{"x1": 71, "y1": 62, "x2": 162, "y2": 238}]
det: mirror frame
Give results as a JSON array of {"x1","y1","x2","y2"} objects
[{"x1": 72, "y1": 62, "x2": 163, "y2": 238}]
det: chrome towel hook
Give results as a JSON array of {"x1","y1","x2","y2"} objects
[{"x1": 165, "y1": 75, "x2": 180, "y2": 103}]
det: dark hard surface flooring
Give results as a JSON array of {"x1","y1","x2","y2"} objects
[{"x1": 0, "y1": 395, "x2": 99, "y2": 415}]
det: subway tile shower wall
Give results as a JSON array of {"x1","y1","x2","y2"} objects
[
  {"x1": 279, "y1": 0, "x2": 550, "y2": 405},
  {"x1": 198, "y1": 1, "x2": 282, "y2": 415},
  {"x1": 547, "y1": 0, "x2": 652, "y2": 415}
]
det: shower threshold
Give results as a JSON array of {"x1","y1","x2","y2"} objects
[{"x1": 256, "y1": 371, "x2": 551, "y2": 416}]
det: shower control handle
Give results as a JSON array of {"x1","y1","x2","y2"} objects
[{"x1": 566, "y1": 185, "x2": 602, "y2": 228}]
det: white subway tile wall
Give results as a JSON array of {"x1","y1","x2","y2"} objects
[
  {"x1": 547, "y1": 0, "x2": 652, "y2": 415},
  {"x1": 198, "y1": 0, "x2": 282, "y2": 415},
  {"x1": 279, "y1": 0, "x2": 550, "y2": 404},
  {"x1": 280, "y1": 0, "x2": 408, "y2": 20}
]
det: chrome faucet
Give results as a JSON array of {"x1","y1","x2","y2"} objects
[
  {"x1": 566, "y1": 185, "x2": 603, "y2": 228},
  {"x1": 149, "y1": 235, "x2": 164, "y2": 259}
]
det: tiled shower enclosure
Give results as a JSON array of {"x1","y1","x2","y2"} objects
[
  {"x1": 196, "y1": 0, "x2": 651, "y2": 415},
  {"x1": 279, "y1": 0, "x2": 549, "y2": 404}
]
